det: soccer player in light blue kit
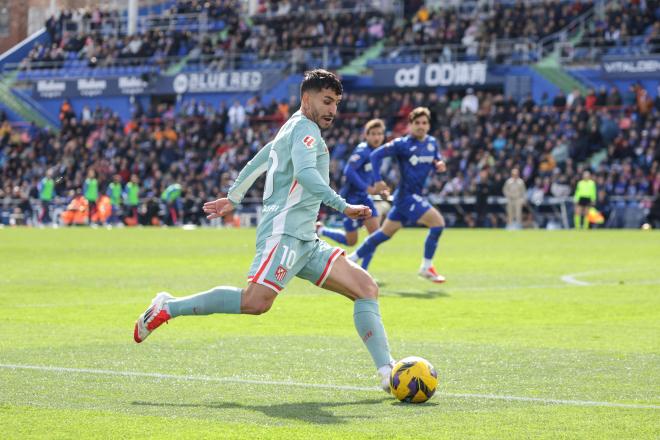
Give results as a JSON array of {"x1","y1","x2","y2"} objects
[
  {"x1": 348, "y1": 107, "x2": 447, "y2": 283},
  {"x1": 133, "y1": 70, "x2": 396, "y2": 392},
  {"x1": 319, "y1": 118, "x2": 389, "y2": 269}
]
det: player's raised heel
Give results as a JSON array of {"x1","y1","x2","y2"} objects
[
  {"x1": 133, "y1": 292, "x2": 173, "y2": 343},
  {"x1": 418, "y1": 266, "x2": 446, "y2": 284}
]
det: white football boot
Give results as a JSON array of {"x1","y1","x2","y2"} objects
[
  {"x1": 134, "y1": 292, "x2": 173, "y2": 343},
  {"x1": 418, "y1": 266, "x2": 446, "y2": 283}
]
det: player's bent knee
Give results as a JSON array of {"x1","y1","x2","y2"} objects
[
  {"x1": 365, "y1": 278, "x2": 379, "y2": 299},
  {"x1": 252, "y1": 301, "x2": 273, "y2": 315},
  {"x1": 356, "y1": 275, "x2": 379, "y2": 300},
  {"x1": 346, "y1": 236, "x2": 357, "y2": 246},
  {"x1": 242, "y1": 284, "x2": 276, "y2": 315},
  {"x1": 242, "y1": 298, "x2": 273, "y2": 315}
]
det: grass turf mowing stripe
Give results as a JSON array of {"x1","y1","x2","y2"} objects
[{"x1": 2, "y1": 363, "x2": 658, "y2": 410}]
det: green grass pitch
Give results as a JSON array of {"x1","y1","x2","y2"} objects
[{"x1": 1, "y1": 228, "x2": 659, "y2": 439}]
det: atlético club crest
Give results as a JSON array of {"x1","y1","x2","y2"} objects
[{"x1": 275, "y1": 265, "x2": 288, "y2": 282}]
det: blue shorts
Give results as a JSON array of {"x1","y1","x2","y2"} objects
[
  {"x1": 343, "y1": 196, "x2": 378, "y2": 232},
  {"x1": 387, "y1": 194, "x2": 432, "y2": 226}
]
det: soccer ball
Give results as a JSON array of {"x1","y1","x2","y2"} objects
[{"x1": 389, "y1": 356, "x2": 438, "y2": 403}]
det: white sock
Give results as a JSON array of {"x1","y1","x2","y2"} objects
[
  {"x1": 422, "y1": 258, "x2": 433, "y2": 269},
  {"x1": 347, "y1": 252, "x2": 359, "y2": 262}
]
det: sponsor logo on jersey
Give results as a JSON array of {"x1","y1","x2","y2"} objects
[
  {"x1": 275, "y1": 265, "x2": 288, "y2": 282},
  {"x1": 302, "y1": 135, "x2": 315, "y2": 149},
  {"x1": 409, "y1": 155, "x2": 436, "y2": 166},
  {"x1": 350, "y1": 154, "x2": 361, "y2": 162},
  {"x1": 262, "y1": 204, "x2": 280, "y2": 213}
]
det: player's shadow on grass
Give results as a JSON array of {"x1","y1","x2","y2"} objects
[
  {"x1": 383, "y1": 289, "x2": 450, "y2": 299},
  {"x1": 132, "y1": 398, "x2": 387, "y2": 424}
]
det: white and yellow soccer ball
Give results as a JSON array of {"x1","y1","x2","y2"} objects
[{"x1": 389, "y1": 356, "x2": 438, "y2": 403}]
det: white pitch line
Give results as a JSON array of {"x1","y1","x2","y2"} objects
[
  {"x1": 1, "y1": 364, "x2": 658, "y2": 410},
  {"x1": 560, "y1": 274, "x2": 592, "y2": 286},
  {"x1": 444, "y1": 392, "x2": 660, "y2": 410},
  {"x1": 559, "y1": 267, "x2": 660, "y2": 287}
]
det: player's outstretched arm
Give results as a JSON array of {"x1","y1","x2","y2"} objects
[
  {"x1": 290, "y1": 121, "x2": 349, "y2": 213},
  {"x1": 369, "y1": 141, "x2": 398, "y2": 183},
  {"x1": 203, "y1": 142, "x2": 272, "y2": 219},
  {"x1": 295, "y1": 167, "x2": 348, "y2": 213},
  {"x1": 226, "y1": 141, "x2": 273, "y2": 205},
  {"x1": 344, "y1": 153, "x2": 370, "y2": 192}
]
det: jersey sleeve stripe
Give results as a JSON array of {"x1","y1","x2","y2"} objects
[{"x1": 288, "y1": 180, "x2": 298, "y2": 195}]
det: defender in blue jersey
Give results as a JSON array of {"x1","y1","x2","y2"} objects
[
  {"x1": 349, "y1": 107, "x2": 447, "y2": 283},
  {"x1": 319, "y1": 119, "x2": 388, "y2": 268}
]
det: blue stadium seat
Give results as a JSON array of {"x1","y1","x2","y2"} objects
[
  {"x1": 574, "y1": 48, "x2": 588, "y2": 59},
  {"x1": 632, "y1": 36, "x2": 645, "y2": 45}
]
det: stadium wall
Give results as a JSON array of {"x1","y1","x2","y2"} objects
[
  {"x1": 21, "y1": 65, "x2": 565, "y2": 123},
  {"x1": 13, "y1": 63, "x2": 658, "y2": 123}
]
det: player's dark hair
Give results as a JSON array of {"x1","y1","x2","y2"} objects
[
  {"x1": 300, "y1": 69, "x2": 343, "y2": 97},
  {"x1": 408, "y1": 107, "x2": 431, "y2": 123}
]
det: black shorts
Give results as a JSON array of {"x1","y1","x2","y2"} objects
[{"x1": 577, "y1": 197, "x2": 592, "y2": 207}]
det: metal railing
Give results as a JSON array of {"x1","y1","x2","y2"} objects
[
  {"x1": 53, "y1": 12, "x2": 220, "y2": 37},
  {"x1": 558, "y1": 36, "x2": 660, "y2": 64},
  {"x1": 3, "y1": 44, "x2": 374, "y2": 79},
  {"x1": 537, "y1": 3, "x2": 597, "y2": 59},
  {"x1": 376, "y1": 39, "x2": 540, "y2": 65},
  {"x1": 248, "y1": 0, "x2": 404, "y2": 16},
  {"x1": 5, "y1": 56, "x2": 165, "y2": 74},
  {"x1": 250, "y1": 1, "x2": 401, "y2": 18}
]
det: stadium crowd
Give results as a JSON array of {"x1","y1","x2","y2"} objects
[
  {"x1": 1, "y1": 84, "x2": 658, "y2": 228},
  {"x1": 21, "y1": 1, "x2": 392, "y2": 73},
  {"x1": 383, "y1": 0, "x2": 594, "y2": 62},
  {"x1": 25, "y1": 3, "x2": 242, "y2": 71},
  {"x1": 24, "y1": 0, "x2": 647, "y2": 73},
  {"x1": 580, "y1": 0, "x2": 660, "y2": 50}
]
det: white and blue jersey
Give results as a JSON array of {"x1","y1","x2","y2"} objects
[
  {"x1": 339, "y1": 142, "x2": 378, "y2": 231},
  {"x1": 370, "y1": 134, "x2": 441, "y2": 226}
]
